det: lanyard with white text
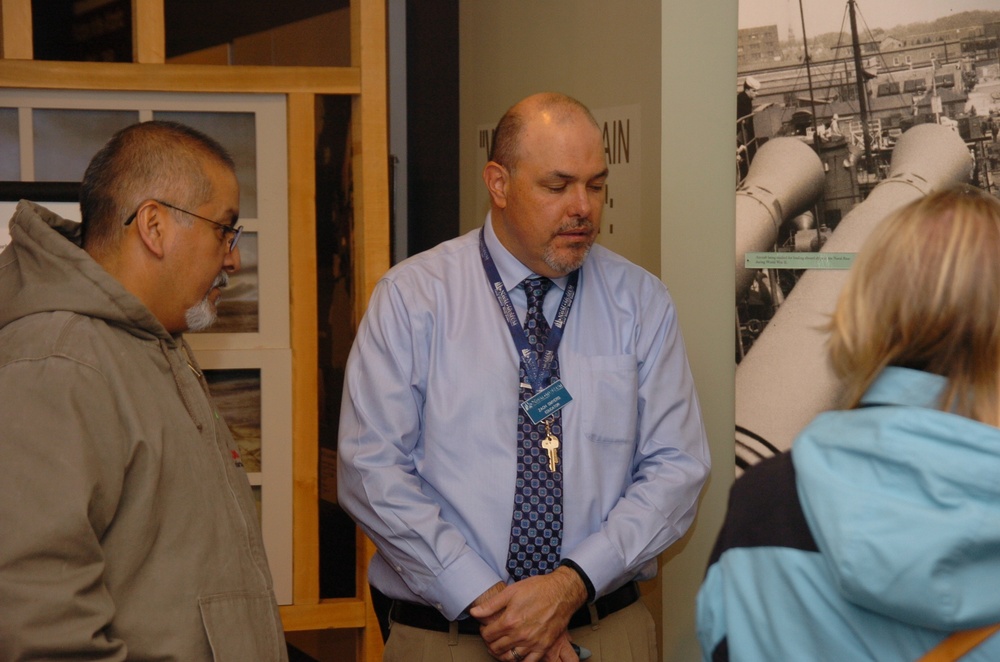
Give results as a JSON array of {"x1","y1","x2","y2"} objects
[{"x1": 479, "y1": 228, "x2": 579, "y2": 393}]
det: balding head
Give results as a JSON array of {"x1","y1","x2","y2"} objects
[{"x1": 489, "y1": 92, "x2": 600, "y2": 173}]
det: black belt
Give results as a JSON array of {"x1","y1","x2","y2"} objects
[{"x1": 389, "y1": 581, "x2": 639, "y2": 635}]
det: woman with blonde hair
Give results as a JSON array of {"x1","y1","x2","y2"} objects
[{"x1": 698, "y1": 185, "x2": 1000, "y2": 661}]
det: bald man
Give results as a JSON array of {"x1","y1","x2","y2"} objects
[{"x1": 339, "y1": 93, "x2": 709, "y2": 662}]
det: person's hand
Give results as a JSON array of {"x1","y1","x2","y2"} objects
[
  {"x1": 471, "y1": 581, "x2": 508, "y2": 625},
  {"x1": 470, "y1": 567, "x2": 587, "y2": 661},
  {"x1": 538, "y1": 631, "x2": 580, "y2": 662}
]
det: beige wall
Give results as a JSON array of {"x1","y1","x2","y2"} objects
[
  {"x1": 659, "y1": 1, "x2": 737, "y2": 660},
  {"x1": 460, "y1": 1, "x2": 737, "y2": 659}
]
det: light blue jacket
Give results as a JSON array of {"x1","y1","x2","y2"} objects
[{"x1": 698, "y1": 367, "x2": 1000, "y2": 661}]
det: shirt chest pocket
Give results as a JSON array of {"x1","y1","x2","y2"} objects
[{"x1": 564, "y1": 353, "x2": 639, "y2": 444}]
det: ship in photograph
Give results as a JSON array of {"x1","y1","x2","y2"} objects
[{"x1": 735, "y1": 0, "x2": 990, "y2": 469}]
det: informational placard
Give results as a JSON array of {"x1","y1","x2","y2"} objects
[{"x1": 744, "y1": 252, "x2": 854, "y2": 270}]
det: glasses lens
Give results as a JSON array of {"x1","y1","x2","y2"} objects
[{"x1": 229, "y1": 226, "x2": 243, "y2": 252}]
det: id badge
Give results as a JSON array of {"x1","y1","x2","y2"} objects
[{"x1": 521, "y1": 380, "x2": 573, "y2": 424}]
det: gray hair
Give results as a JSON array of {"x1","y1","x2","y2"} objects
[{"x1": 80, "y1": 120, "x2": 234, "y2": 254}]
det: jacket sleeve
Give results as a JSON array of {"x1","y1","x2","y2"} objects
[
  {"x1": 696, "y1": 453, "x2": 816, "y2": 662},
  {"x1": 0, "y1": 355, "x2": 128, "y2": 660}
]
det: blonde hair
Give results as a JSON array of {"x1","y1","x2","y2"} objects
[{"x1": 827, "y1": 185, "x2": 1000, "y2": 425}]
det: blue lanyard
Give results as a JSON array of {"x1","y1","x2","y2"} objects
[{"x1": 479, "y1": 228, "x2": 579, "y2": 392}]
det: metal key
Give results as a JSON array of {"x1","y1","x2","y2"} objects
[{"x1": 542, "y1": 432, "x2": 559, "y2": 472}]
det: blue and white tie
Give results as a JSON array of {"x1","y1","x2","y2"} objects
[{"x1": 506, "y1": 276, "x2": 563, "y2": 580}]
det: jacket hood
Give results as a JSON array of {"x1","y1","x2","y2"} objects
[
  {"x1": 793, "y1": 366, "x2": 1000, "y2": 630},
  {"x1": 0, "y1": 200, "x2": 172, "y2": 343}
]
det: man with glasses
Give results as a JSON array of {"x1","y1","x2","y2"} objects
[{"x1": 0, "y1": 121, "x2": 286, "y2": 660}]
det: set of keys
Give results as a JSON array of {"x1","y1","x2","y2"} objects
[
  {"x1": 521, "y1": 378, "x2": 568, "y2": 474},
  {"x1": 541, "y1": 418, "x2": 560, "y2": 472}
]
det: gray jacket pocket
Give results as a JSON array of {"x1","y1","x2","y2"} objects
[{"x1": 198, "y1": 591, "x2": 285, "y2": 662}]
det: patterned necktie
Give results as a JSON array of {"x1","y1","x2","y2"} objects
[{"x1": 506, "y1": 276, "x2": 563, "y2": 580}]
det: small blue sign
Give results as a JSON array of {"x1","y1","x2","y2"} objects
[{"x1": 522, "y1": 380, "x2": 573, "y2": 424}]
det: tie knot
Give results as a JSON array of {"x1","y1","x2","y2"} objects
[
  {"x1": 522, "y1": 276, "x2": 552, "y2": 335},
  {"x1": 522, "y1": 276, "x2": 552, "y2": 307}
]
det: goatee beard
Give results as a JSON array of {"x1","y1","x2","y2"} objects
[
  {"x1": 543, "y1": 220, "x2": 595, "y2": 275},
  {"x1": 185, "y1": 271, "x2": 228, "y2": 332}
]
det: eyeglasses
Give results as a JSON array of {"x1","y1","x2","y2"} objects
[{"x1": 124, "y1": 199, "x2": 243, "y2": 252}]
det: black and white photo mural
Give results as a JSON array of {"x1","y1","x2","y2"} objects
[{"x1": 735, "y1": 0, "x2": 999, "y2": 470}]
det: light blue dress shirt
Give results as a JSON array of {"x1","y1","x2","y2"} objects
[{"x1": 338, "y1": 213, "x2": 710, "y2": 620}]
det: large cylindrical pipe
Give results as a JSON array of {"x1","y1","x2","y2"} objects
[
  {"x1": 736, "y1": 138, "x2": 826, "y2": 299},
  {"x1": 735, "y1": 123, "x2": 973, "y2": 468}
]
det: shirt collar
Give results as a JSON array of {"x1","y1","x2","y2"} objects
[{"x1": 484, "y1": 212, "x2": 570, "y2": 294}]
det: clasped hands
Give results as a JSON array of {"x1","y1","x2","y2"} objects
[{"x1": 469, "y1": 566, "x2": 588, "y2": 662}]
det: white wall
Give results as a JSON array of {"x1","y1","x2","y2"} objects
[{"x1": 459, "y1": 2, "x2": 736, "y2": 658}]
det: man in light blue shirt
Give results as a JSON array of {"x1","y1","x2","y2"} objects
[{"x1": 338, "y1": 92, "x2": 710, "y2": 662}]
